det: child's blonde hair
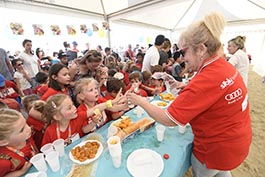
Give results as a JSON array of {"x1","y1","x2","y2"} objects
[
  {"x1": 0, "y1": 108, "x2": 21, "y2": 141},
  {"x1": 42, "y1": 94, "x2": 68, "y2": 125},
  {"x1": 22, "y1": 94, "x2": 40, "y2": 113},
  {"x1": 75, "y1": 77, "x2": 98, "y2": 94}
]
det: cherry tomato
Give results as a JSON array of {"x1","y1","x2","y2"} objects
[{"x1": 163, "y1": 153, "x2": 169, "y2": 159}]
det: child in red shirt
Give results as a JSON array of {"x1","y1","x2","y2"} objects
[
  {"x1": 126, "y1": 72, "x2": 148, "y2": 97},
  {"x1": 22, "y1": 94, "x2": 46, "y2": 150},
  {"x1": 0, "y1": 109, "x2": 38, "y2": 177},
  {"x1": 34, "y1": 72, "x2": 49, "y2": 97},
  {"x1": 41, "y1": 63, "x2": 71, "y2": 101},
  {"x1": 41, "y1": 94, "x2": 89, "y2": 147},
  {"x1": 75, "y1": 78, "x2": 128, "y2": 133},
  {"x1": 104, "y1": 78, "x2": 127, "y2": 120}
]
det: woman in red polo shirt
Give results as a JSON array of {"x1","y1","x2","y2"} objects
[{"x1": 126, "y1": 13, "x2": 252, "y2": 177}]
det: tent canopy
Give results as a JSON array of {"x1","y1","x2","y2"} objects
[{"x1": 2, "y1": 0, "x2": 265, "y2": 31}]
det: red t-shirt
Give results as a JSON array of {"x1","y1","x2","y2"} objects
[
  {"x1": 166, "y1": 56, "x2": 252, "y2": 170},
  {"x1": 120, "y1": 71, "x2": 130, "y2": 85},
  {"x1": 126, "y1": 85, "x2": 148, "y2": 97},
  {"x1": 0, "y1": 138, "x2": 37, "y2": 176},
  {"x1": 27, "y1": 115, "x2": 46, "y2": 149},
  {"x1": 77, "y1": 97, "x2": 110, "y2": 130},
  {"x1": 41, "y1": 87, "x2": 68, "y2": 101},
  {"x1": 34, "y1": 84, "x2": 48, "y2": 97},
  {"x1": 0, "y1": 80, "x2": 19, "y2": 99},
  {"x1": 103, "y1": 94, "x2": 121, "y2": 119},
  {"x1": 41, "y1": 111, "x2": 87, "y2": 146}
]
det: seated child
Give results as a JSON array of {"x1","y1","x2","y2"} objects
[
  {"x1": 34, "y1": 72, "x2": 49, "y2": 97},
  {"x1": 150, "y1": 72, "x2": 166, "y2": 95},
  {"x1": 0, "y1": 109, "x2": 38, "y2": 177},
  {"x1": 41, "y1": 94, "x2": 91, "y2": 146},
  {"x1": 75, "y1": 78, "x2": 128, "y2": 133},
  {"x1": 126, "y1": 72, "x2": 148, "y2": 97},
  {"x1": 22, "y1": 94, "x2": 46, "y2": 150},
  {"x1": 104, "y1": 78, "x2": 127, "y2": 120}
]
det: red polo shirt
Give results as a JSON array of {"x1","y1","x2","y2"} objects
[
  {"x1": 41, "y1": 111, "x2": 87, "y2": 146},
  {"x1": 0, "y1": 138, "x2": 36, "y2": 176},
  {"x1": 166, "y1": 57, "x2": 252, "y2": 170},
  {"x1": 41, "y1": 87, "x2": 68, "y2": 101}
]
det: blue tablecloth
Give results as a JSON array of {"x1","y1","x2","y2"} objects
[{"x1": 24, "y1": 99, "x2": 194, "y2": 177}]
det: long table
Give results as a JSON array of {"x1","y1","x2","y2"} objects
[{"x1": 24, "y1": 98, "x2": 194, "y2": 177}]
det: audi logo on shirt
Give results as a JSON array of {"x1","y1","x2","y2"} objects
[{"x1": 225, "y1": 88, "x2": 242, "y2": 101}]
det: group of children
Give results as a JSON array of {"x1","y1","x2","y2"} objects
[{"x1": 0, "y1": 46, "x2": 174, "y2": 176}]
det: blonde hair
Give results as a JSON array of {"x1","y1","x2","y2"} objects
[
  {"x1": 229, "y1": 35, "x2": 246, "y2": 50},
  {"x1": 162, "y1": 40, "x2": 171, "y2": 49},
  {"x1": 0, "y1": 108, "x2": 21, "y2": 141},
  {"x1": 22, "y1": 94, "x2": 40, "y2": 113},
  {"x1": 42, "y1": 94, "x2": 68, "y2": 125},
  {"x1": 75, "y1": 77, "x2": 98, "y2": 94},
  {"x1": 178, "y1": 13, "x2": 226, "y2": 56}
]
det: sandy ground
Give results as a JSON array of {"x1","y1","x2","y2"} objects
[{"x1": 184, "y1": 66, "x2": 265, "y2": 177}]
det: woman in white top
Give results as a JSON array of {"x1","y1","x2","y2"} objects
[{"x1": 227, "y1": 36, "x2": 249, "y2": 86}]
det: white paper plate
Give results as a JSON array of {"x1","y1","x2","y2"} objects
[
  {"x1": 127, "y1": 149, "x2": 164, "y2": 177},
  {"x1": 69, "y1": 140, "x2": 103, "y2": 165},
  {"x1": 150, "y1": 100, "x2": 169, "y2": 108}
]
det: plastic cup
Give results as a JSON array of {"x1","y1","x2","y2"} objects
[
  {"x1": 178, "y1": 125, "x2": 186, "y2": 134},
  {"x1": 107, "y1": 136, "x2": 122, "y2": 168},
  {"x1": 111, "y1": 154, "x2": 121, "y2": 168},
  {"x1": 40, "y1": 143, "x2": 54, "y2": 156},
  {"x1": 156, "y1": 124, "x2": 165, "y2": 142},
  {"x1": 25, "y1": 172, "x2": 47, "y2": 177},
  {"x1": 52, "y1": 139, "x2": 65, "y2": 157},
  {"x1": 107, "y1": 136, "x2": 122, "y2": 157},
  {"x1": 45, "y1": 151, "x2": 60, "y2": 172},
  {"x1": 29, "y1": 153, "x2": 47, "y2": 172},
  {"x1": 136, "y1": 106, "x2": 143, "y2": 118}
]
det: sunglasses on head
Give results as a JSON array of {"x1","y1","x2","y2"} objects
[
  {"x1": 17, "y1": 63, "x2": 23, "y2": 66},
  {"x1": 179, "y1": 47, "x2": 188, "y2": 57}
]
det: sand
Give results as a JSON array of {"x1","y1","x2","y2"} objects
[{"x1": 184, "y1": 66, "x2": 265, "y2": 177}]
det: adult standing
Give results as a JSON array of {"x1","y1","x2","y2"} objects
[
  {"x1": 0, "y1": 48, "x2": 13, "y2": 81},
  {"x1": 141, "y1": 35, "x2": 165, "y2": 73},
  {"x1": 127, "y1": 13, "x2": 251, "y2": 177},
  {"x1": 227, "y1": 36, "x2": 249, "y2": 86},
  {"x1": 19, "y1": 39, "x2": 40, "y2": 88}
]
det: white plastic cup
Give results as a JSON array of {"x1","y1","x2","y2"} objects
[
  {"x1": 111, "y1": 154, "x2": 121, "y2": 168},
  {"x1": 29, "y1": 153, "x2": 47, "y2": 172},
  {"x1": 107, "y1": 136, "x2": 122, "y2": 157},
  {"x1": 155, "y1": 124, "x2": 166, "y2": 142},
  {"x1": 25, "y1": 172, "x2": 47, "y2": 177},
  {"x1": 40, "y1": 143, "x2": 54, "y2": 156},
  {"x1": 136, "y1": 106, "x2": 143, "y2": 118},
  {"x1": 178, "y1": 125, "x2": 186, "y2": 134},
  {"x1": 52, "y1": 139, "x2": 65, "y2": 157},
  {"x1": 45, "y1": 151, "x2": 60, "y2": 172},
  {"x1": 107, "y1": 126, "x2": 118, "y2": 138}
]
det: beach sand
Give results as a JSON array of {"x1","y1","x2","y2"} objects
[{"x1": 184, "y1": 66, "x2": 265, "y2": 177}]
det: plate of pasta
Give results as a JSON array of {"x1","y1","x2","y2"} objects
[{"x1": 69, "y1": 140, "x2": 103, "y2": 165}]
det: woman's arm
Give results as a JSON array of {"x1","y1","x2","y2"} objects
[{"x1": 126, "y1": 93, "x2": 176, "y2": 126}]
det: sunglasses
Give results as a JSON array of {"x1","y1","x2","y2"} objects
[
  {"x1": 179, "y1": 47, "x2": 188, "y2": 57},
  {"x1": 17, "y1": 63, "x2": 23, "y2": 66}
]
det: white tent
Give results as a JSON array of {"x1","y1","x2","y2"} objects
[{"x1": 1, "y1": 0, "x2": 265, "y2": 75}]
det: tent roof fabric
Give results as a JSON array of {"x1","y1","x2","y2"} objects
[{"x1": 2, "y1": 0, "x2": 265, "y2": 30}]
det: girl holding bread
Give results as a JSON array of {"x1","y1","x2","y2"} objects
[
  {"x1": 75, "y1": 78, "x2": 128, "y2": 132},
  {"x1": 41, "y1": 94, "x2": 94, "y2": 146}
]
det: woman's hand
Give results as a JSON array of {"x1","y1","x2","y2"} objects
[{"x1": 126, "y1": 92, "x2": 144, "y2": 106}]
